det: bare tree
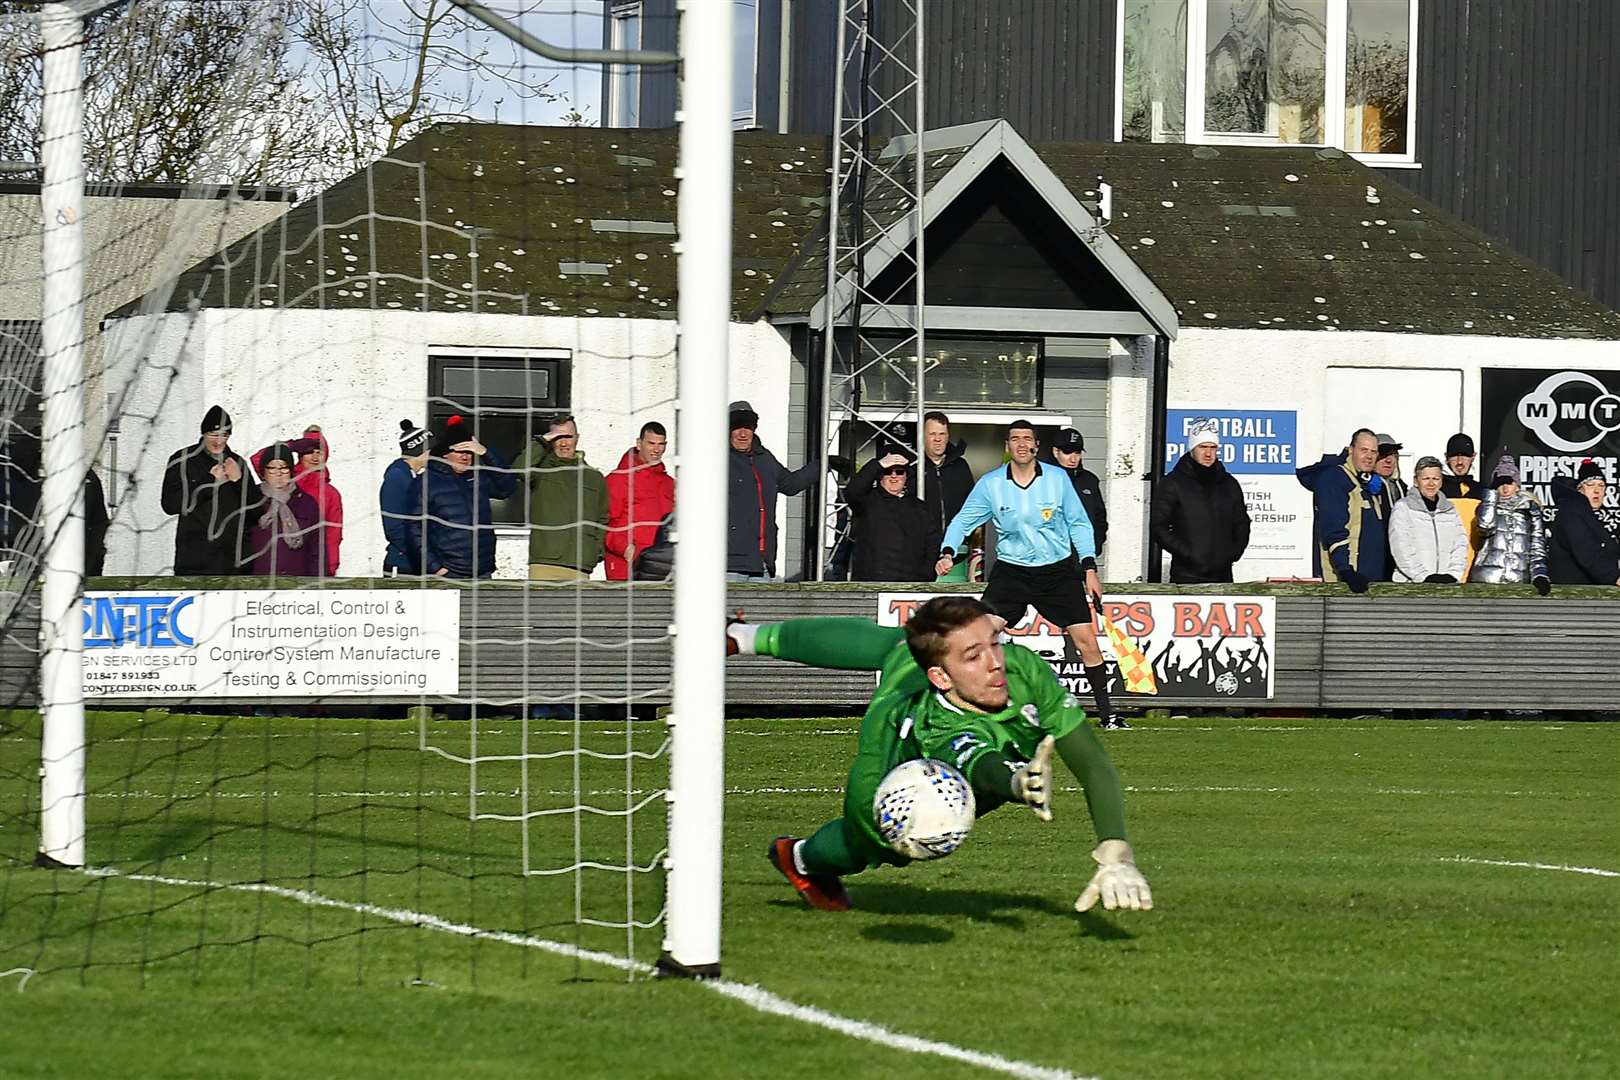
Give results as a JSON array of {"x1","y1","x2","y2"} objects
[{"x1": 0, "y1": 0, "x2": 581, "y2": 192}]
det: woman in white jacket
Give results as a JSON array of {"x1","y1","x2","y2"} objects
[{"x1": 1388, "y1": 456, "x2": 1469, "y2": 583}]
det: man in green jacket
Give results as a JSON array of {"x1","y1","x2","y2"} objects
[{"x1": 513, "y1": 415, "x2": 608, "y2": 581}]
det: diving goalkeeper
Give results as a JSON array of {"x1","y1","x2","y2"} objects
[{"x1": 727, "y1": 595, "x2": 1152, "y2": 915}]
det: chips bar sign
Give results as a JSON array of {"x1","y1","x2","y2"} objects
[
  {"x1": 80, "y1": 590, "x2": 461, "y2": 698},
  {"x1": 877, "y1": 594, "x2": 1276, "y2": 700}
]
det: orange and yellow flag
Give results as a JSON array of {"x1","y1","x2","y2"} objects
[{"x1": 1100, "y1": 613, "x2": 1158, "y2": 696}]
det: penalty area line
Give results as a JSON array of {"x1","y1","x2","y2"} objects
[
  {"x1": 79, "y1": 868, "x2": 1091, "y2": 1080},
  {"x1": 1440, "y1": 856, "x2": 1619, "y2": 879}
]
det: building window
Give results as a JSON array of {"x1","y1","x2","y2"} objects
[
  {"x1": 1118, "y1": 0, "x2": 1417, "y2": 163},
  {"x1": 428, "y1": 350, "x2": 571, "y2": 524},
  {"x1": 608, "y1": 1, "x2": 643, "y2": 129},
  {"x1": 860, "y1": 338, "x2": 1043, "y2": 409},
  {"x1": 733, "y1": 0, "x2": 759, "y2": 128}
]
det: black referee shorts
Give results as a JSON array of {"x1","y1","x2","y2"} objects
[{"x1": 979, "y1": 555, "x2": 1094, "y2": 630}]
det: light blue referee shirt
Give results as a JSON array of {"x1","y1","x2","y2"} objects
[{"x1": 942, "y1": 463, "x2": 1097, "y2": 567}]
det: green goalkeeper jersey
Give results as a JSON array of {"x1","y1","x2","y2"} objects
[
  {"x1": 754, "y1": 617, "x2": 1127, "y2": 868},
  {"x1": 869, "y1": 636, "x2": 1092, "y2": 774}
]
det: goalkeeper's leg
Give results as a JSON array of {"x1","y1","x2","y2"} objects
[
  {"x1": 729, "y1": 617, "x2": 906, "y2": 671},
  {"x1": 769, "y1": 696, "x2": 912, "y2": 910}
]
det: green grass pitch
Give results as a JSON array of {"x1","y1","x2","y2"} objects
[{"x1": 1, "y1": 710, "x2": 1616, "y2": 1079}]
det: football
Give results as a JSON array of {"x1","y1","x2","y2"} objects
[{"x1": 872, "y1": 758, "x2": 977, "y2": 860}]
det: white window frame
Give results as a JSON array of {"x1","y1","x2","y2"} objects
[
  {"x1": 608, "y1": 1, "x2": 643, "y2": 129},
  {"x1": 732, "y1": 0, "x2": 761, "y2": 130},
  {"x1": 1114, "y1": 0, "x2": 1421, "y2": 168}
]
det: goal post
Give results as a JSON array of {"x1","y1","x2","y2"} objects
[
  {"x1": 34, "y1": 0, "x2": 91, "y2": 871},
  {"x1": 658, "y1": 0, "x2": 733, "y2": 980}
]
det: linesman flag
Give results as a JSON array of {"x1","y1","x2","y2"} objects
[{"x1": 1100, "y1": 613, "x2": 1158, "y2": 695}]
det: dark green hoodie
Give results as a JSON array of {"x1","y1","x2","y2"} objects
[{"x1": 512, "y1": 441, "x2": 609, "y2": 571}]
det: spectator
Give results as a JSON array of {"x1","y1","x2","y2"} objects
[
  {"x1": 845, "y1": 451, "x2": 941, "y2": 582},
  {"x1": 1295, "y1": 428, "x2": 1387, "y2": 592},
  {"x1": 252, "y1": 426, "x2": 343, "y2": 576},
  {"x1": 921, "y1": 411, "x2": 975, "y2": 534},
  {"x1": 1546, "y1": 459, "x2": 1620, "y2": 587},
  {"x1": 160, "y1": 404, "x2": 252, "y2": 576},
  {"x1": 1472, "y1": 454, "x2": 1551, "y2": 593},
  {"x1": 0, "y1": 432, "x2": 107, "y2": 575},
  {"x1": 380, "y1": 419, "x2": 432, "y2": 575},
  {"x1": 513, "y1": 414, "x2": 608, "y2": 581},
  {"x1": 1440, "y1": 432, "x2": 1485, "y2": 579},
  {"x1": 1374, "y1": 434, "x2": 1408, "y2": 503},
  {"x1": 1441, "y1": 433, "x2": 1483, "y2": 499},
  {"x1": 1388, "y1": 456, "x2": 1468, "y2": 583},
  {"x1": 726, "y1": 400, "x2": 821, "y2": 581},
  {"x1": 605, "y1": 421, "x2": 674, "y2": 581},
  {"x1": 1371, "y1": 435, "x2": 1407, "y2": 579},
  {"x1": 1150, "y1": 422, "x2": 1250, "y2": 584},
  {"x1": 406, "y1": 415, "x2": 517, "y2": 579},
  {"x1": 83, "y1": 466, "x2": 109, "y2": 577},
  {"x1": 1051, "y1": 427, "x2": 1109, "y2": 554},
  {"x1": 242, "y1": 442, "x2": 321, "y2": 576}
]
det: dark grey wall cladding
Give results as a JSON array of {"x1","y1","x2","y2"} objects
[
  {"x1": 10, "y1": 585, "x2": 1620, "y2": 711},
  {"x1": 1381, "y1": 0, "x2": 1620, "y2": 311}
]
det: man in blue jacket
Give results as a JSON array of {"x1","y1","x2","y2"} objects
[
  {"x1": 379, "y1": 419, "x2": 432, "y2": 574},
  {"x1": 406, "y1": 416, "x2": 517, "y2": 579},
  {"x1": 935, "y1": 420, "x2": 1124, "y2": 730},
  {"x1": 1295, "y1": 428, "x2": 1387, "y2": 592}
]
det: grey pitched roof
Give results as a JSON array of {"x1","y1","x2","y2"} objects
[
  {"x1": 130, "y1": 123, "x2": 829, "y2": 320},
  {"x1": 134, "y1": 121, "x2": 1620, "y2": 340}
]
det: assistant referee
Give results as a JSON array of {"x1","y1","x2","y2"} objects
[{"x1": 935, "y1": 420, "x2": 1125, "y2": 731}]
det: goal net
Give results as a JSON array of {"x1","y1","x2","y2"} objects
[{"x1": 0, "y1": 0, "x2": 729, "y2": 989}]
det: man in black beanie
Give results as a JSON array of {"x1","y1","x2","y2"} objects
[
  {"x1": 160, "y1": 404, "x2": 252, "y2": 575},
  {"x1": 726, "y1": 399, "x2": 828, "y2": 580}
]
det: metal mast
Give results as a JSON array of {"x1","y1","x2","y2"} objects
[{"x1": 816, "y1": 0, "x2": 926, "y2": 579}]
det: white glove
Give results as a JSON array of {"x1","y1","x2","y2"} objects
[
  {"x1": 1009, "y1": 736, "x2": 1055, "y2": 822},
  {"x1": 1075, "y1": 839, "x2": 1153, "y2": 913}
]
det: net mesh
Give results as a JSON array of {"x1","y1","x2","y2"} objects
[{"x1": 0, "y1": 0, "x2": 687, "y2": 989}]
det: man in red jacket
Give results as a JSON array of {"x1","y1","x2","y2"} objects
[{"x1": 604, "y1": 421, "x2": 674, "y2": 581}]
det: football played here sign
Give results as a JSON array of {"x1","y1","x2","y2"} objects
[
  {"x1": 80, "y1": 589, "x2": 461, "y2": 698},
  {"x1": 877, "y1": 594, "x2": 1276, "y2": 701}
]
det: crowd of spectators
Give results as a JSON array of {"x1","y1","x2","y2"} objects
[
  {"x1": 1298, "y1": 428, "x2": 1619, "y2": 592},
  {"x1": 11, "y1": 398, "x2": 1609, "y2": 593}
]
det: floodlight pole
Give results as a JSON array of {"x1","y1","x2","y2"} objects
[
  {"x1": 35, "y1": 1, "x2": 88, "y2": 870},
  {"x1": 658, "y1": 0, "x2": 732, "y2": 980}
]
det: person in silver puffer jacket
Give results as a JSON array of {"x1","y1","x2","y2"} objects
[{"x1": 1471, "y1": 453, "x2": 1550, "y2": 593}]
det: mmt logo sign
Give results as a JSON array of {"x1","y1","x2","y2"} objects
[
  {"x1": 1517, "y1": 372, "x2": 1620, "y2": 452},
  {"x1": 82, "y1": 594, "x2": 196, "y2": 648}
]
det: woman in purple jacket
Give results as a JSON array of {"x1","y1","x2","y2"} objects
[{"x1": 243, "y1": 442, "x2": 322, "y2": 576}]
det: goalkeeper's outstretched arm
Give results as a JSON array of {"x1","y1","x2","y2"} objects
[
  {"x1": 727, "y1": 617, "x2": 907, "y2": 671},
  {"x1": 1026, "y1": 659, "x2": 1153, "y2": 913}
]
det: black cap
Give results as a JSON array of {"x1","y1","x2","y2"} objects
[
  {"x1": 432, "y1": 414, "x2": 472, "y2": 454},
  {"x1": 200, "y1": 404, "x2": 232, "y2": 435},
  {"x1": 1053, "y1": 427, "x2": 1084, "y2": 452},
  {"x1": 259, "y1": 442, "x2": 298, "y2": 470},
  {"x1": 1577, "y1": 458, "x2": 1605, "y2": 485},
  {"x1": 728, "y1": 400, "x2": 759, "y2": 430},
  {"x1": 1445, "y1": 433, "x2": 1475, "y2": 458}
]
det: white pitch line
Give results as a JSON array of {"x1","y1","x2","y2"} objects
[
  {"x1": 1440, "y1": 856, "x2": 1620, "y2": 879},
  {"x1": 76, "y1": 868, "x2": 1091, "y2": 1080}
]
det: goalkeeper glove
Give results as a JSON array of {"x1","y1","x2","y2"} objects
[
  {"x1": 1075, "y1": 839, "x2": 1153, "y2": 913},
  {"x1": 1009, "y1": 736, "x2": 1056, "y2": 822}
]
